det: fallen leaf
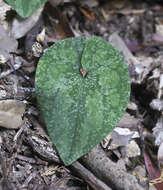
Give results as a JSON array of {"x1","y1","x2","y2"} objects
[
  {"x1": 134, "y1": 57, "x2": 154, "y2": 83},
  {"x1": 0, "y1": 0, "x2": 11, "y2": 30},
  {"x1": 144, "y1": 149, "x2": 163, "y2": 190},
  {"x1": 158, "y1": 142, "x2": 163, "y2": 168},
  {"x1": 48, "y1": 0, "x2": 64, "y2": 7},
  {"x1": 80, "y1": 0, "x2": 99, "y2": 8},
  {"x1": 153, "y1": 116, "x2": 163, "y2": 146},
  {"x1": 150, "y1": 99, "x2": 163, "y2": 111},
  {"x1": 0, "y1": 24, "x2": 18, "y2": 61},
  {"x1": 11, "y1": 7, "x2": 43, "y2": 39},
  {"x1": 117, "y1": 112, "x2": 139, "y2": 129},
  {"x1": 79, "y1": 7, "x2": 95, "y2": 21},
  {"x1": 111, "y1": 127, "x2": 135, "y2": 146},
  {"x1": 0, "y1": 99, "x2": 26, "y2": 129},
  {"x1": 127, "y1": 101, "x2": 138, "y2": 111},
  {"x1": 158, "y1": 74, "x2": 163, "y2": 99},
  {"x1": 155, "y1": 18, "x2": 163, "y2": 37},
  {"x1": 109, "y1": 32, "x2": 134, "y2": 66},
  {"x1": 126, "y1": 140, "x2": 140, "y2": 157},
  {"x1": 44, "y1": 3, "x2": 74, "y2": 39}
]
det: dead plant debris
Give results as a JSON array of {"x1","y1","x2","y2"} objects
[{"x1": 0, "y1": 0, "x2": 163, "y2": 189}]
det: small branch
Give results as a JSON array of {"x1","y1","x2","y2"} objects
[
  {"x1": 81, "y1": 144, "x2": 144, "y2": 190},
  {"x1": 71, "y1": 161, "x2": 112, "y2": 190},
  {"x1": 0, "y1": 62, "x2": 22, "y2": 79}
]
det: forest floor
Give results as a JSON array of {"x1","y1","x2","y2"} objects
[{"x1": 0, "y1": 0, "x2": 162, "y2": 189}]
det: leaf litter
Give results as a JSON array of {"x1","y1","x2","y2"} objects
[{"x1": 0, "y1": 0, "x2": 163, "y2": 189}]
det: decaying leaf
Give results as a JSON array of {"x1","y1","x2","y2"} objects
[
  {"x1": 109, "y1": 32, "x2": 134, "y2": 66},
  {"x1": 48, "y1": 0, "x2": 64, "y2": 7},
  {"x1": 0, "y1": 99, "x2": 26, "y2": 129},
  {"x1": 80, "y1": 0, "x2": 99, "y2": 8},
  {"x1": 153, "y1": 116, "x2": 163, "y2": 146},
  {"x1": 144, "y1": 149, "x2": 163, "y2": 190},
  {"x1": 102, "y1": 126, "x2": 140, "y2": 158},
  {"x1": 155, "y1": 18, "x2": 163, "y2": 37},
  {"x1": 126, "y1": 140, "x2": 140, "y2": 158},
  {"x1": 150, "y1": 99, "x2": 163, "y2": 111},
  {"x1": 0, "y1": 24, "x2": 18, "y2": 62},
  {"x1": 35, "y1": 36, "x2": 130, "y2": 165},
  {"x1": 158, "y1": 142, "x2": 163, "y2": 167},
  {"x1": 111, "y1": 127, "x2": 134, "y2": 146},
  {"x1": 158, "y1": 74, "x2": 163, "y2": 99},
  {"x1": 117, "y1": 112, "x2": 139, "y2": 129},
  {"x1": 11, "y1": 7, "x2": 43, "y2": 39},
  {"x1": 0, "y1": 0, "x2": 11, "y2": 30}
]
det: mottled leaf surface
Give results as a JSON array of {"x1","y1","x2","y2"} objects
[
  {"x1": 5, "y1": 0, "x2": 47, "y2": 18},
  {"x1": 35, "y1": 36, "x2": 130, "y2": 165}
]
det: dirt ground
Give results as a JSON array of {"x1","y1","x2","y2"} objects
[{"x1": 0, "y1": 0, "x2": 163, "y2": 189}]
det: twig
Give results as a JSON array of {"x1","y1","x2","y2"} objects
[
  {"x1": 13, "y1": 120, "x2": 30, "y2": 142},
  {"x1": 0, "y1": 62, "x2": 22, "y2": 80},
  {"x1": 71, "y1": 161, "x2": 112, "y2": 190},
  {"x1": 81, "y1": 144, "x2": 144, "y2": 190},
  {"x1": 15, "y1": 154, "x2": 36, "y2": 164},
  {"x1": 21, "y1": 172, "x2": 36, "y2": 188}
]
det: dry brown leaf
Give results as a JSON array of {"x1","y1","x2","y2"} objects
[
  {"x1": 0, "y1": 99, "x2": 26, "y2": 129},
  {"x1": 79, "y1": 7, "x2": 95, "y2": 21}
]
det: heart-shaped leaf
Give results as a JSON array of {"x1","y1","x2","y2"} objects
[
  {"x1": 35, "y1": 36, "x2": 130, "y2": 165},
  {"x1": 5, "y1": 0, "x2": 47, "y2": 18}
]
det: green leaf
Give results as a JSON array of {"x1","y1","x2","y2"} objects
[
  {"x1": 5, "y1": 0, "x2": 47, "y2": 18},
  {"x1": 35, "y1": 36, "x2": 130, "y2": 165}
]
